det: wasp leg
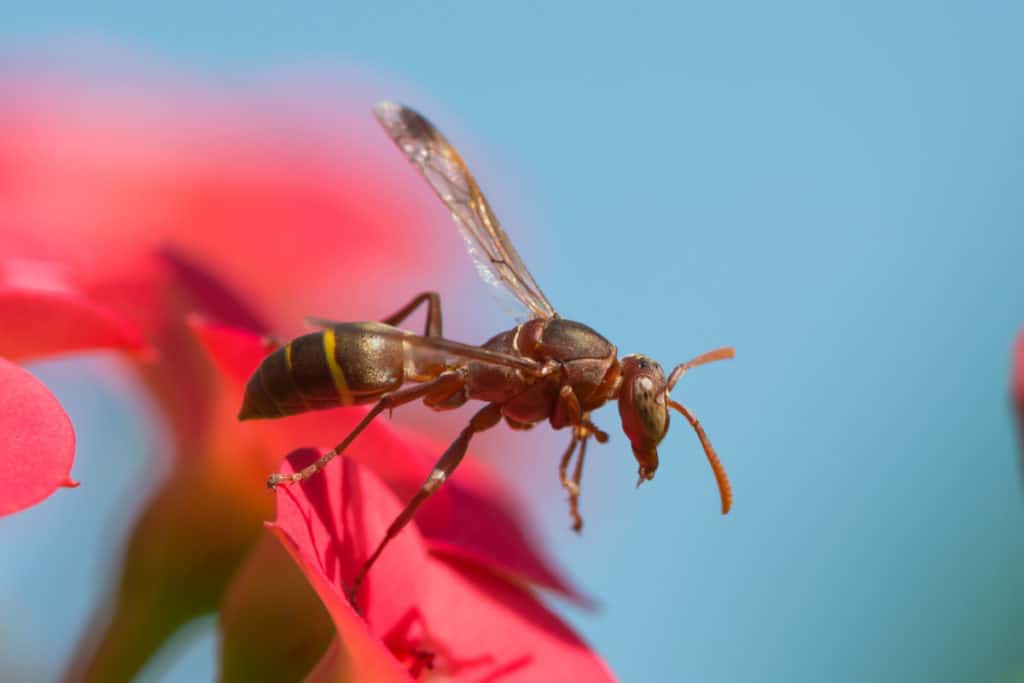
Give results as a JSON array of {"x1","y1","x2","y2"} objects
[
  {"x1": 380, "y1": 292, "x2": 442, "y2": 337},
  {"x1": 554, "y1": 386, "x2": 609, "y2": 533},
  {"x1": 556, "y1": 386, "x2": 589, "y2": 532},
  {"x1": 266, "y1": 371, "x2": 463, "y2": 488},
  {"x1": 558, "y1": 432, "x2": 582, "y2": 531},
  {"x1": 562, "y1": 418, "x2": 608, "y2": 534},
  {"x1": 307, "y1": 291, "x2": 443, "y2": 337},
  {"x1": 347, "y1": 402, "x2": 504, "y2": 606},
  {"x1": 570, "y1": 432, "x2": 589, "y2": 533},
  {"x1": 557, "y1": 384, "x2": 583, "y2": 426}
]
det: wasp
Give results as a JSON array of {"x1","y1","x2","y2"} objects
[{"x1": 239, "y1": 102, "x2": 735, "y2": 599}]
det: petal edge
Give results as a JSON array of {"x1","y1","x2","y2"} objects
[{"x1": 0, "y1": 357, "x2": 76, "y2": 515}]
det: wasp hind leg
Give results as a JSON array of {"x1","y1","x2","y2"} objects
[
  {"x1": 307, "y1": 291, "x2": 443, "y2": 337},
  {"x1": 380, "y1": 291, "x2": 442, "y2": 337},
  {"x1": 266, "y1": 370, "x2": 463, "y2": 488},
  {"x1": 346, "y1": 402, "x2": 503, "y2": 607}
]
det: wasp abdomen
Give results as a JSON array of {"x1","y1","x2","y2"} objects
[{"x1": 239, "y1": 323, "x2": 407, "y2": 420}]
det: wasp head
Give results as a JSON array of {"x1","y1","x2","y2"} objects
[
  {"x1": 617, "y1": 354, "x2": 670, "y2": 485},
  {"x1": 616, "y1": 347, "x2": 736, "y2": 513}
]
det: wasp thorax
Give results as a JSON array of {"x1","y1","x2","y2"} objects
[{"x1": 617, "y1": 354, "x2": 669, "y2": 482}]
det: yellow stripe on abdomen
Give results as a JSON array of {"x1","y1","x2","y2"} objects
[{"x1": 322, "y1": 329, "x2": 354, "y2": 405}]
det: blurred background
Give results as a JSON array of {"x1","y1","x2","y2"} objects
[{"x1": 2, "y1": 2, "x2": 1023, "y2": 681}]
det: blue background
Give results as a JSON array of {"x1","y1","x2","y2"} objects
[{"x1": 2, "y1": 2, "x2": 1023, "y2": 681}]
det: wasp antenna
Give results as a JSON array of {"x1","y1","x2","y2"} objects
[
  {"x1": 665, "y1": 346, "x2": 735, "y2": 393},
  {"x1": 668, "y1": 399, "x2": 732, "y2": 514}
]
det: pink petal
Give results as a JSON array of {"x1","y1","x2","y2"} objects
[
  {"x1": 408, "y1": 560, "x2": 615, "y2": 682},
  {"x1": 0, "y1": 286, "x2": 144, "y2": 362},
  {"x1": 188, "y1": 316, "x2": 276, "y2": 388},
  {"x1": 83, "y1": 251, "x2": 254, "y2": 451},
  {"x1": 398, "y1": 430, "x2": 594, "y2": 606},
  {"x1": 80, "y1": 248, "x2": 271, "y2": 455},
  {"x1": 159, "y1": 247, "x2": 270, "y2": 333},
  {"x1": 270, "y1": 450, "x2": 613, "y2": 682},
  {"x1": 0, "y1": 357, "x2": 77, "y2": 515},
  {"x1": 267, "y1": 450, "x2": 414, "y2": 682}
]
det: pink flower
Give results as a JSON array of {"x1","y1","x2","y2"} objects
[{"x1": 266, "y1": 449, "x2": 614, "y2": 681}]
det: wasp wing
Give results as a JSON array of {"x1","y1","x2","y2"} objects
[
  {"x1": 374, "y1": 102, "x2": 558, "y2": 321},
  {"x1": 374, "y1": 327, "x2": 549, "y2": 376}
]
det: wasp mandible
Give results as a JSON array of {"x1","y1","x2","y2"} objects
[{"x1": 239, "y1": 102, "x2": 735, "y2": 600}]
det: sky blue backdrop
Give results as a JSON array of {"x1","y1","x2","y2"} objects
[{"x1": 2, "y1": 2, "x2": 1023, "y2": 681}]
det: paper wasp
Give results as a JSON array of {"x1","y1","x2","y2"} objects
[{"x1": 239, "y1": 102, "x2": 735, "y2": 600}]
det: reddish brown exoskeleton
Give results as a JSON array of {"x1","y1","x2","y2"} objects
[{"x1": 239, "y1": 102, "x2": 735, "y2": 601}]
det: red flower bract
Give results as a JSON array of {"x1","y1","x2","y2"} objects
[{"x1": 269, "y1": 448, "x2": 615, "y2": 682}]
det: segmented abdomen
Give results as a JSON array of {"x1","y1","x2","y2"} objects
[{"x1": 238, "y1": 323, "x2": 406, "y2": 419}]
